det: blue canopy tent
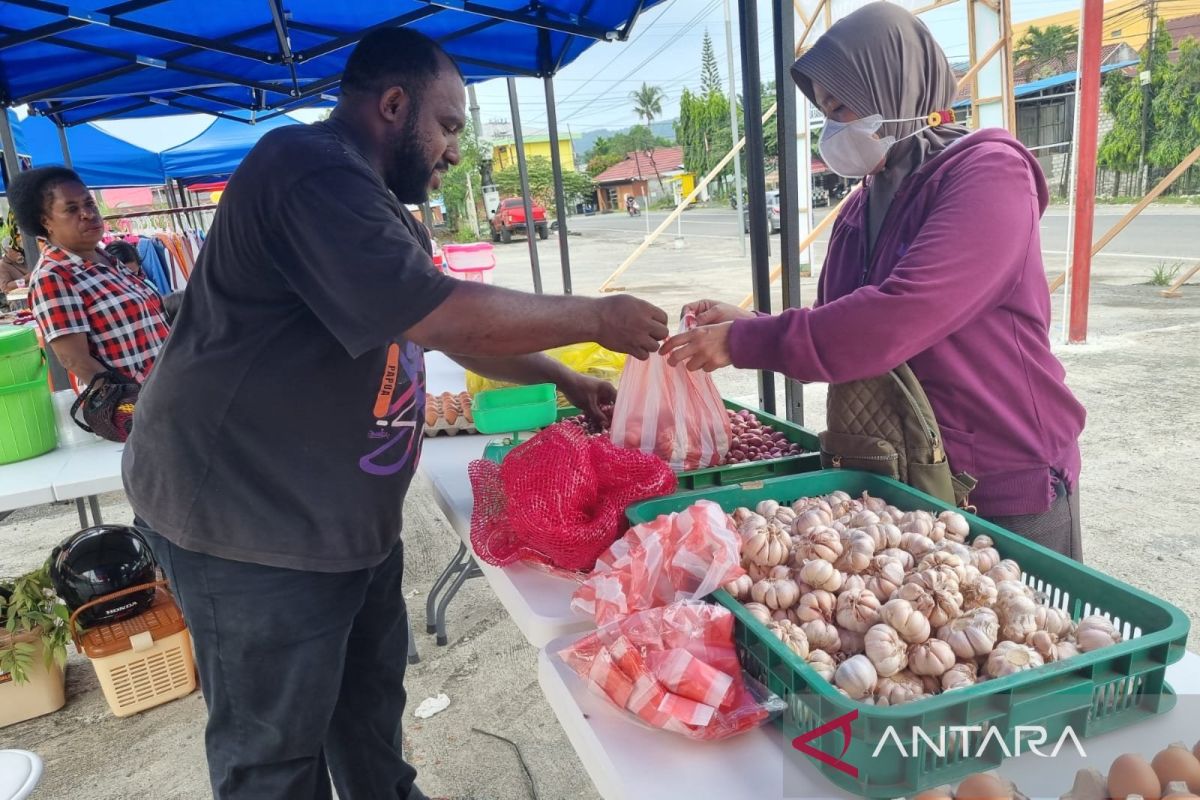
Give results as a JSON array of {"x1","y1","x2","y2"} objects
[
  {"x1": 160, "y1": 110, "x2": 298, "y2": 180},
  {"x1": 1, "y1": 114, "x2": 167, "y2": 190}
]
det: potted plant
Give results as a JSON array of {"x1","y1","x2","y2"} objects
[{"x1": 0, "y1": 563, "x2": 71, "y2": 727}]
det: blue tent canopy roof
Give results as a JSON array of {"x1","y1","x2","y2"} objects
[
  {"x1": 160, "y1": 110, "x2": 300, "y2": 178},
  {"x1": 953, "y1": 60, "x2": 1139, "y2": 109},
  {"x1": 0, "y1": 1, "x2": 666, "y2": 126},
  {"x1": 2, "y1": 114, "x2": 168, "y2": 189}
]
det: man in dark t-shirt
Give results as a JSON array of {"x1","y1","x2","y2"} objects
[{"x1": 123, "y1": 28, "x2": 668, "y2": 800}]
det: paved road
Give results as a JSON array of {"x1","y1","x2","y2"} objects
[{"x1": 567, "y1": 206, "x2": 1200, "y2": 266}]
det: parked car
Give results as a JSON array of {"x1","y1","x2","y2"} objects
[
  {"x1": 490, "y1": 197, "x2": 549, "y2": 243},
  {"x1": 743, "y1": 190, "x2": 782, "y2": 234}
]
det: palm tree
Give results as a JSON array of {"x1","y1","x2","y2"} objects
[
  {"x1": 1015, "y1": 25, "x2": 1079, "y2": 80},
  {"x1": 630, "y1": 83, "x2": 667, "y2": 197}
]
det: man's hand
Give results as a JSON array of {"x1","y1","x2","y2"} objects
[
  {"x1": 680, "y1": 299, "x2": 755, "y2": 326},
  {"x1": 659, "y1": 322, "x2": 734, "y2": 372},
  {"x1": 560, "y1": 373, "x2": 617, "y2": 426},
  {"x1": 593, "y1": 295, "x2": 669, "y2": 360}
]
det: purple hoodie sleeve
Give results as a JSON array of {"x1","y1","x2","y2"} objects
[{"x1": 728, "y1": 145, "x2": 1040, "y2": 383}]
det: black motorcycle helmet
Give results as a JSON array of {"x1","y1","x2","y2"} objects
[{"x1": 49, "y1": 526, "x2": 157, "y2": 628}]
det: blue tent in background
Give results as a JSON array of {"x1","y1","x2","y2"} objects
[
  {"x1": 161, "y1": 111, "x2": 300, "y2": 180},
  {"x1": 12, "y1": 115, "x2": 167, "y2": 189},
  {"x1": 0, "y1": 109, "x2": 30, "y2": 192}
]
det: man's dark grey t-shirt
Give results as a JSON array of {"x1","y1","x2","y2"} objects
[{"x1": 123, "y1": 119, "x2": 456, "y2": 572}]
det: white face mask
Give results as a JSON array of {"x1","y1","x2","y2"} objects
[{"x1": 818, "y1": 114, "x2": 933, "y2": 178}]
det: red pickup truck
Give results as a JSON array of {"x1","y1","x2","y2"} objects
[{"x1": 490, "y1": 197, "x2": 549, "y2": 243}]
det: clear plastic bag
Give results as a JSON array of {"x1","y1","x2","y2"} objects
[
  {"x1": 558, "y1": 601, "x2": 785, "y2": 741},
  {"x1": 571, "y1": 500, "x2": 745, "y2": 626},
  {"x1": 608, "y1": 315, "x2": 730, "y2": 471}
]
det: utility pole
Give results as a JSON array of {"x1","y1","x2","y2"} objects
[
  {"x1": 468, "y1": 84, "x2": 498, "y2": 221},
  {"x1": 1137, "y1": 0, "x2": 1157, "y2": 196},
  {"x1": 723, "y1": 0, "x2": 746, "y2": 257}
]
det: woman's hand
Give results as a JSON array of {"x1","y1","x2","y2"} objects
[
  {"x1": 660, "y1": 322, "x2": 734, "y2": 372},
  {"x1": 560, "y1": 373, "x2": 618, "y2": 425},
  {"x1": 681, "y1": 299, "x2": 755, "y2": 326}
]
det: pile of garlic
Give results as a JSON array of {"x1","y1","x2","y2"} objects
[{"x1": 722, "y1": 491, "x2": 1122, "y2": 707}]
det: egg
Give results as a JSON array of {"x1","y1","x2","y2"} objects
[
  {"x1": 955, "y1": 773, "x2": 1011, "y2": 800},
  {"x1": 1153, "y1": 745, "x2": 1200, "y2": 792},
  {"x1": 1109, "y1": 753, "x2": 1163, "y2": 800}
]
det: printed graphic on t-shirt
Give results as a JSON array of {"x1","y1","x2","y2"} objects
[{"x1": 359, "y1": 340, "x2": 425, "y2": 476}]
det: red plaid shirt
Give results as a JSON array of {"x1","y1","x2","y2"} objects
[{"x1": 28, "y1": 244, "x2": 170, "y2": 382}]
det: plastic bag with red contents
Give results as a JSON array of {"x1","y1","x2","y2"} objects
[
  {"x1": 608, "y1": 314, "x2": 731, "y2": 471},
  {"x1": 469, "y1": 422, "x2": 677, "y2": 572},
  {"x1": 571, "y1": 500, "x2": 745, "y2": 626},
  {"x1": 558, "y1": 601, "x2": 784, "y2": 740}
]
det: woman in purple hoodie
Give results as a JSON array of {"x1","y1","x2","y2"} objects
[{"x1": 661, "y1": 2, "x2": 1086, "y2": 558}]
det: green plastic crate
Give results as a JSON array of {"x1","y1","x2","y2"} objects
[
  {"x1": 473, "y1": 383, "x2": 557, "y2": 435},
  {"x1": 551, "y1": 398, "x2": 821, "y2": 488},
  {"x1": 625, "y1": 471, "x2": 1190, "y2": 798}
]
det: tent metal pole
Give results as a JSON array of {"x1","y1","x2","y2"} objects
[
  {"x1": 737, "y1": 0, "x2": 775, "y2": 414},
  {"x1": 724, "y1": 0, "x2": 746, "y2": 257},
  {"x1": 507, "y1": 77, "x2": 543, "y2": 294},
  {"x1": 56, "y1": 124, "x2": 73, "y2": 167},
  {"x1": 772, "y1": 0, "x2": 803, "y2": 425},
  {"x1": 543, "y1": 75, "x2": 572, "y2": 294},
  {"x1": 0, "y1": 109, "x2": 71, "y2": 389}
]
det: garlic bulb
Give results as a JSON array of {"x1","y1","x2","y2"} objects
[
  {"x1": 987, "y1": 559, "x2": 1023, "y2": 583},
  {"x1": 732, "y1": 507, "x2": 754, "y2": 524},
  {"x1": 960, "y1": 573, "x2": 998, "y2": 611},
  {"x1": 875, "y1": 670, "x2": 925, "y2": 706},
  {"x1": 936, "y1": 540, "x2": 975, "y2": 563},
  {"x1": 995, "y1": 579, "x2": 1035, "y2": 604},
  {"x1": 898, "y1": 510, "x2": 935, "y2": 536},
  {"x1": 801, "y1": 619, "x2": 842, "y2": 653},
  {"x1": 794, "y1": 526, "x2": 844, "y2": 564},
  {"x1": 995, "y1": 583, "x2": 1038, "y2": 642},
  {"x1": 986, "y1": 641, "x2": 1044, "y2": 677},
  {"x1": 736, "y1": 513, "x2": 767, "y2": 541},
  {"x1": 774, "y1": 506, "x2": 797, "y2": 526},
  {"x1": 916, "y1": 551, "x2": 968, "y2": 585},
  {"x1": 722, "y1": 573, "x2": 753, "y2": 600},
  {"x1": 751, "y1": 577, "x2": 801, "y2": 611},
  {"x1": 841, "y1": 574, "x2": 868, "y2": 595},
  {"x1": 746, "y1": 562, "x2": 772, "y2": 582},
  {"x1": 899, "y1": 532, "x2": 936, "y2": 557},
  {"x1": 860, "y1": 492, "x2": 889, "y2": 514},
  {"x1": 892, "y1": 582, "x2": 936, "y2": 620},
  {"x1": 970, "y1": 545, "x2": 1001, "y2": 574},
  {"x1": 826, "y1": 490, "x2": 854, "y2": 518},
  {"x1": 937, "y1": 510, "x2": 970, "y2": 543},
  {"x1": 939, "y1": 607, "x2": 999, "y2": 660},
  {"x1": 794, "y1": 589, "x2": 837, "y2": 624},
  {"x1": 864, "y1": 623, "x2": 909, "y2": 677},
  {"x1": 793, "y1": 508, "x2": 834, "y2": 537},
  {"x1": 806, "y1": 648, "x2": 837, "y2": 682},
  {"x1": 743, "y1": 602, "x2": 772, "y2": 625},
  {"x1": 880, "y1": 598, "x2": 932, "y2": 644},
  {"x1": 860, "y1": 523, "x2": 903, "y2": 552},
  {"x1": 768, "y1": 619, "x2": 810, "y2": 659},
  {"x1": 756, "y1": 499, "x2": 781, "y2": 519},
  {"x1": 878, "y1": 548, "x2": 916, "y2": 570},
  {"x1": 839, "y1": 628, "x2": 866, "y2": 656},
  {"x1": 744, "y1": 523, "x2": 791, "y2": 567},
  {"x1": 1027, "y1": 630, "x2": 1064, "y2": 661},
  {"x1": 867, "y1": 560, "x2": 907, "y2": 604},
  {"x1": 771, "y1": 608, "x2": 790, "y2": 623},
  {"x1": 799, "y1": 559, "x2": 844, "y2": 592},
  {"x1": 908, "y1": 638, "x2": 956, "y2": 677},
  {"x1": 834, "y1": 654, "x2": 878, "y2": 699},
  {"x1": 927, "y1": 584, "x2": 964, "y2": 629},
  {"x1": 1053, "y1": 640, "x2": 1080, "y2": 661},
  {"x1": 941, "y1": 661, "x2": 978, "y2": 692},
  {"x1": 1075, "y1": 614, "x2": 1122, "y2": 652},
  {"x1": 971, "y1": 534, "x2": 995, "y2": 550},
  {"x1": 1033, "y1": 606, "x2": 1073, "y2": 638},
  {"x1": 846, "y1": 509, "x2": 882, "y2": 529},
  {"x1": 836, "y1": 531, "x2": 876, "y2": 574},
  {"x1": 836, "y1": 588, "x2": 883, "y2": 634}
]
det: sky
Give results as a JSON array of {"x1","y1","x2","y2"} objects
[{"x1": 80, "y1": 0, "x2": 1085, "y2": 152}]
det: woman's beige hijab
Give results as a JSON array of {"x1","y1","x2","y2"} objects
[{"x1": 791, "y1": 2, "x2": 970, "y2": 251}]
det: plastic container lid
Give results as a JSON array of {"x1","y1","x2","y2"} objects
[
  {"x1": 76, "y1": 590, "x2": 186, "y2": 659},
  {"x1": 0, "y1": 326, "x2": 38, "y2": 358}
]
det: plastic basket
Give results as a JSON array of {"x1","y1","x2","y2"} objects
[
  {"x1": 0, "y1": 632, "x2": 66, "y2": 729},
  {"x1": 0, "y1": 361, "x2": 58, "y2": 465},
  {"x1": 71, "y1": 582, "x2": 197, "y2": 718},
  {"x1": 625, "y1": 471, "x2": 1190, "y2": 798},
  {"x1": 474, "y1": 383, "x2": 557, "y2": 434},
  {"x1": 442, "y1": 242, "x2": 496, "y2": 283}
]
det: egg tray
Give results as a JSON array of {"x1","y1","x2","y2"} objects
[
  {"x1": 423, "y1": 391, "x2": 476, "y2": 437},
  {"x1": 625, "y1": 471, "x2": 1191, "y2": 799}
]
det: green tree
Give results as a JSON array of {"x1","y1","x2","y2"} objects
[
  {"x1": 1098, "y1": 21, "x2": 1173, "y2": 192},
  {"x1": 438, "y1": 119, "x2": 483, "y2": 235},
  {"x1": 629, "y1": 84, "x2": 668, "y2": 194},
  {"x1": 1014, "y1": 25, "x2": 1079, "y2": 80},
  {"x1": 700, "y1": 30, "x2": 722, "y2": 97},
  {"x1": 1149, "y1": 37, "x2": 1200, "y2": 170},
  {"x1": 494, "y1": 156, "x2": 595, "y2": 211},
  {"x1": 676, "y1": 87, "x2": 733, "y2": 191},
  {"x1": 587, "y1": 151, "x2": 624, "y2": 177}
]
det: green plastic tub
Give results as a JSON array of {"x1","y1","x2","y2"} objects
[
  {"x1": 626, "y1": 471, "x2": 1190, "y2": 798},
  {"x1": 0, "y1": 326, "x2": 44, "y2": 387},
  {"x1": 473, "y1": 383, "x2": 558, "y2": 435},
  {"x1": 0, "y1": 362, "x2": 58, "y2": 464}
]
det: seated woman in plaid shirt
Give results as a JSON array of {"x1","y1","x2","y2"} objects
[{"x1": 8, "y1": 167, "x2": 170, "y2": 387}]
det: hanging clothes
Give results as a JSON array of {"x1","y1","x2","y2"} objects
[{"x1": 136, "y1": 237, "x2": 173, "y2": 295}]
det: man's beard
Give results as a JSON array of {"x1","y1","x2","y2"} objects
[{"x1": 386, "y1": 107, "x2": 437, "y2": 205}]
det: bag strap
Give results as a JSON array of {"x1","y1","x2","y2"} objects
[{"x1": 888, "y1": 364, "x2": 978, "y2": 508}]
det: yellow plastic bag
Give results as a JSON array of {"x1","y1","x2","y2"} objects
[{"x1": 466, "y1": 342, "x2": 627, "y2": 407}]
